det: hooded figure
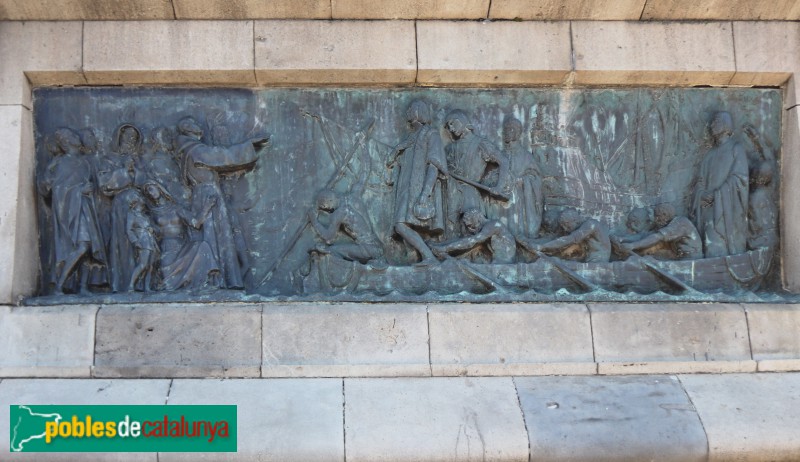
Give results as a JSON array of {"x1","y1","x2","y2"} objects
[{"x1": 96, "y1": 123, "x2": 145, "y2": 292}]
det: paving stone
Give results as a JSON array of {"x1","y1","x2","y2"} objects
[
  {"x1": 641, "y1": 0, "x2": 799, "y2": 20},
  {"x1": 572, "y1": 21, "x2": 736, "y2": 85},
  {"x1": 332, "y1": 0, "x2": 489, "y2": 19},
  {"x1": 490, "y1": 0, "x2": 646, "y2": 20},
  {"x1": 0, "y1": 106, "x2": 38, "y2": 303},
  {"x1": 0, "y1": 21, "x2": 84, "y2": 108},
  {"x1": 730, "y1": 22, "x2": 799, "y2": 87},
  {"x1": 429, "y1": 303, "x2": 594, "y2": 376},
  {"x1": 94, "y1": 304, "x2": 262, "y2": 378},
  {"x1": 0, "y1": 0, "x2": 174, "y2": 20},
  {"x1": 345, "y1": 377, "x2": 528, "y2": 462},
  {"x1": 174, "y1": 0, "x2": 330, "y2": 18},
  {"x1": 83, "y1": 21, "x2": 256, "y2": 85},
  {"x1": 163, "y1": 379, "x2": 344, "y2": 461},
  {"x1": 516, "y1": 375, "x2": 707, "y2": 462},
  {"x1": 745, "y1": 304, "x2": 800, "y2": 361},
  {"x1": 0, "y1": 305, "x2": 97, "y2": 377},
  {"x1": 417, "y1": 20, "x2": 571, "y2": 85},
  {"x1": 590, "y1": 303, "x2": 753, "y2": 373},
  {"x1": 255, "y1": 20, "x2": 416, "y2": 85},
  {"x1": 0, "y1": 378, "x2": 169, "y2": 461},
  {"x1": 680, "y1": 373, "x2": 800, "y2": 461},
  {"x1": 262, "y1": 303, "x2": 430, "y2": 377}
]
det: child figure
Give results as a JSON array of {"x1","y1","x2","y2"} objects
[{"x1": 126, "y1": 196, "x2": 160, "y2": 292}]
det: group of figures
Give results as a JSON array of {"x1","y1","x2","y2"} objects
[
  {"x1": 299, "y1": 101, "x2": 778, "y2": 296},
  {"x1": 37, "y1": 91, "x2": 779, "y2": 298},
  {"x1": 38, "y1": 118, "x2": 268, "y2": 295}
]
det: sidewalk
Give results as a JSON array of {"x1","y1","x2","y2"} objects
[{"x1": 2, "y1": 373, "x2": 799, "y2": 461}]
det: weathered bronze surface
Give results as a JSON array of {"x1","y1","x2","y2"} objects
[{"x1": 32, "y1": 87, "x2": 782, "y2": 303}]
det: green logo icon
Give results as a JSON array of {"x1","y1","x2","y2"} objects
[{"x1": 9, "y1": 405, "x2": 237, "y2": 452}]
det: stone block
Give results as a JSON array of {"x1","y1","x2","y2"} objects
[
  {"x1": 428, "y1": 303, "x2": 595, "y2": 376},
  {"x1": 598, "y1": 360, "x2": 756, "y2": 375},
  {"x1": 757, "y1": 359, "x2": 800, "y2": 372},
  {"x1": 0, "y1": 305, "x2": 97, "y2": 377},
  {"x1": 680, "y1": 372, "x2": 800, "y2": 461},
  {"x1": 417, "y1": 21, "x2": 571, "y2": 85},
  {"x1": 83, "y1": 21, "x2": 256, "y2": 85},
  {"x1": 262, "y1": 304, "x2": 430, "y2": 377},
  {"x1": 745, "y1": 304, "x2": 800, "y2": 360},
  {"x1": 94, "y1": 304, "x2": 262, "y2": 378},
  {"x1": 1, "y1": 378, "x2": 169, "y2": 461},
  {"x1": 784, "y1": 107, "x2": 800, "y2": 291},
  {"x1": 174, "y1": 0, "x2": 330, "y2": 18},
  {"x1": 730, "y1": 22, "x2": 799, "y2": 87},
  {"x1": 0, "y1": 21, "x2": 84, "y2": 106},
  {"x1": 345, "y1": 377, "x2": 528, "y2": 462},
  {"x1": 0, "y1": 106, "x2": 38, "y2": 304},
  {"x1": 255, "y1": 20, "x2": 416, "y2": 85},
  {"x1": 163, "y1": 379, "x2": 344, "y2": 461},
  {"x1": 641, "y1": 0, "x2": 799, "y2": 20},
  {"x1": 332, "y1": 0, "x2": 489, "y2": 19},
  {"x1": 490, "y1": 0, "x2": 646, "y2": 20},
  {"x1": 590, "y1": 303, "x2": 753, "y2": 372},
  {"x1": 0, "y1": 0, "x2": 174, "y2": 20},
  {"x1": 515, "y1": 375, "x2": 707, "y2": 462},
  {"x1": 572, "y1": 21, "x2": 736, "y2": 86}
]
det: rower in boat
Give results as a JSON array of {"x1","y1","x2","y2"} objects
[
  {"x1": 616, "y1": 203, "x2": 703, "y2": 261},
  {"x1": 518, "y1": 208, "x2": 611, "y2": 263},
  {"x1": 615, "y1": 207, "x2": 653, "y2": 244},
  {"x1": 429, "y1": 208, "x2": 516, "y2": 264}
]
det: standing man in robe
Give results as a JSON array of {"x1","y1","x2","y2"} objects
[
  {"x1": 444, "y1": 109, "x2": 510, "y2": 238},
  {"x1": 386, "y1": 99, "x2": 448, "y2": 265},
  {"x1": 38, "y1": 128, "x2": 107, "y2": 294},
  {"x1": 501, "y1": 116, "x2": 543, "y2": 239},
  {"x1": 691, "y1": 111, "x2": 749, "y2": 257},
  {"x1": 176, "y1": 116, "x2": 269, "y2": 289}
]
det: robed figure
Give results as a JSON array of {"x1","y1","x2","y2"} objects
[
  {"x1": 501, "y1": 117, "x2": 543, "y2": 239},
  {"x1": 38, "y1": 128, "x2": 107, "y2": 293},
  {"x1": 692, "y1": 112, "x2": 749, "y2": 258},
  {"x1": 96, "y1": 123, "x2": 146, "y2": 292},
  {"x1": 387, "y1": 100, "x2": 448, "y2": 265},
  {"x1": 176, "y1": 116, "x2": 268, "y2": 289}
]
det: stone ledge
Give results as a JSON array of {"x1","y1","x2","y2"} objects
[
  {"x1": 4, "y1": 302, "x2": 800, "y2": 378},
  {"x1": 2, "y1": 374, "x2": 799, "y2": 461}
]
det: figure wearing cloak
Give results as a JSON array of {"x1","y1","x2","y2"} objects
[
  {"x1": 96, "y1": 123, "x2": 145, "y2": 292},
  {"x1": 387, "y1": 100, "x2": 448, "y2": 264},
  {"x1": 501, "y1": 117, "x2": 543, "y2": 239},
  {"x1": 692, "y1": 112, "x2": 749, "y2": 258},
  {"x1": 176, "y1": 116, "x2": 268, "y2": 289},
  {"x1": 38, "y1": 128, "x2": 107, "y2": 293},
  {"x1": 444, "y1": 110, "x2": 510, "y2": 238}
]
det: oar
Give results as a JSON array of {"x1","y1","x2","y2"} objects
[
  {"x1": 442, "y1": 255, "x2": 506, "y2": 294},
  {"x1": 449, "y1": 172, "x2": 510, "y2": 201},
  {"x1": 612, "y1": 241, "x2": 694, "y2": 294},
  {"x1": 529, "y1": 248, "x2": 597, "y2": 293}
]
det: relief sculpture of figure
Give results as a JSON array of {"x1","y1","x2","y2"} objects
[
  {"x1": 143, "y1": 182, "x2": 220, "y2": 291},
  {"x1": 617, "y1": 203, "x2": 703, "y2": 261},
  {"x1": 96, "y1": 123, "x2": 146, "y2": 292},
  {"x1": 386, "y1": 100, "x2": 448, "y2": 265},
  {"x1": 142, "y1": 126, "x2": 190, "y2": 205},
  {"x1": 125, "y1": 195, "x2": 159, "y2": 292},
  {"x1": 691, "y1": 111, "x2": 749, "y2": 257},
  {"x1": 176, "y1": 116, "x2": 269, "y2": 289},
  {"x1": 308, "y1": 154, "x2": 384, "y2": 264},
  {"x1": 747, "y1": 161, "x2": 778, "y2": 250},
  {"x1": 38, "y1": 128, "x2": 107, "y2": 294},
  {"x1": 519, "y1": 208, "x2": 611, "y2": 262},
  {"x1": 614, "y1": 208, "x2": 653, "y2": 244},
  {"x1": 444, "y1": 109, "x2": 510, "y2": 237},
  {"x1": 501, "y1": 116, "x2": 543, "y2": 239},
  {"x1": 430, "y1": 208, "x2": 516, "y2": 264}
]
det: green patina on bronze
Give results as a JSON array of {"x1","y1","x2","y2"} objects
[{"x1": 32, "y1": 87, "x2": 782, "y2": 303}]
